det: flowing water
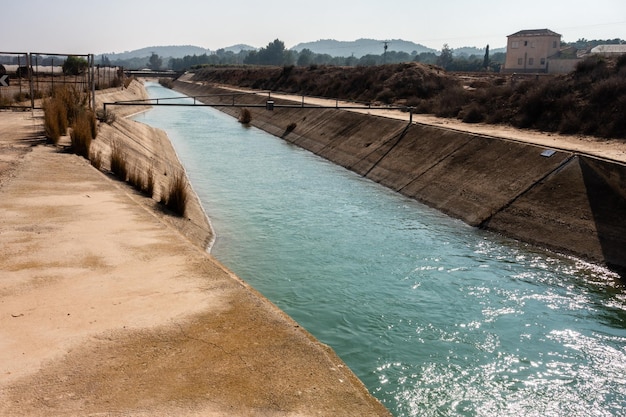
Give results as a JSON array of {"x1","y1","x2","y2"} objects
[{"x1": 135, "y1": 82, "x2": 626, "y2": 416}]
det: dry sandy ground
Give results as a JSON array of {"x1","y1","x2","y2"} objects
[{"x1": 0, "y1": 108, "x2": 390, "y2": 416}]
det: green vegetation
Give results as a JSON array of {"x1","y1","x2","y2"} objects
[
  {"x1": 149, "y1": 53, "x2": 163, "y2": 70},
  {"x1": 168, "y1": 39, "x2": 506, "y2": 72},
  {"x1": 62, "y1": 55, "x2": 88, "y2": 75}
]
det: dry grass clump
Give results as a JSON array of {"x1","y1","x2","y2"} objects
[
  {"x1": 90, "y1": 149, "x2": 103, "y2": 170},
  {"x1": 144, "y1": 166, "x2": 155, "y2": 197},
  {"x1": 123, "y1": 76, "x2": 136, "y2": 88},
  {"x1": 162, "y1": 171, "x2": 188, "y2": 216},
  {"x1": 238, "y1": 108, "x2": 252, "y2": 124},
  {"x1": 53, "y1": 85, "x2": 87, "y2": 125},
  {"x1": 0, "y1": 91, "x2": 12, "y2": 107},
  {"x1": 70, "y1": 109, "x2": 96, "y2": 158},
  {"x1": 109, "y1": 140, "x2": 128, "y2": 181},
  {"x1": 43, "y1": 97, "x2": 68, "y2": 144},
  {"x1": 127, "y1": 164, "x2": 155, "y2": 198},
  {"x1": 43, "y1": 85, "x2": 93, "y2": 146},
  {"x1": 96, "y1": 107, "x2": 117, "y2": 124}
]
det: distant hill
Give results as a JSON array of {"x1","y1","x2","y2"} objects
[
  {"x1": 221, "y1": 44, "x2": 257, "y2": 53},
  {"x1": 97, "y1": 45, "x2": 211, "y2": 60},
  {"x1": 291, "y1": 38, "x2": 436, "y2": 58}
]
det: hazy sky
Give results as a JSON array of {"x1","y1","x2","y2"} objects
[{"x1": 3, "y1": 0, "x2": 625, "y2": 54}]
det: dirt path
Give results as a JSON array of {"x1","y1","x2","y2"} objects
[{"x1": 0, "y1": 109, "x2": 390, "y2": 416}]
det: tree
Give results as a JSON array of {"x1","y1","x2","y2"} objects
[
  {"x1": 258, "y1": 39, "x2": 286, "y2": 65},
  {"x1": 436, "y1": 44, "x2": 454, "y2": 70},
  {"x1": 62, "y1": 55, "x2": 88, "y2": 75},
  {"x1": 148, "y1": 53, "x2": 162, "y2": 70},
  {"x1": 414, "y1": 52, "x2": 437, "y2": 65},
  {"x1": 297, "y1": 48, "x2": 314, "y2": 66},
  {"x1": 483, "y1": 44, "x2": 490, "y2": 70}
]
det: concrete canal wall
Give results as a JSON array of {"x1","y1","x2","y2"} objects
[{"x1": 173, "y1": 80, "x2": 626, "y2": 275}]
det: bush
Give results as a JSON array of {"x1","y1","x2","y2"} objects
[
  {"x1": 62, "y1": 56, "x2": 88, "y2": 75},
  {"x1": 432, "y1": 86, "x2": 467, "y2": 117},
  {"x1": 461, "y1": 102, "x2": 486, "y2": 123}
]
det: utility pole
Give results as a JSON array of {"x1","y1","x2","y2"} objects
[{"x1": 382, "y1": 40, "x2": 390, "y2": 64}]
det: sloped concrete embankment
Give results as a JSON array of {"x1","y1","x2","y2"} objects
[
  {"x1": 174, "y1": 80, "x2": 626, "y2": 274},
  {"x1": 94, "y1": 81, "x2": 213, "y2": 249}
]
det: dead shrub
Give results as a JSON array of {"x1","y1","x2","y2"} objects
[
  {"x1": 43, "y1": 97, "x2": 68, "y2": 144},
  {"x1": 239, "y1": 107, "x2": 252, "y2": 124},
  {"x1": 460, "y1": 102, "x2": 486, "y2": 123},
  {"x1": 70, "y1": 110, "x2": 94, "y2": 158},
  {"x1": 96, "y1": 107, "x2": 117, "y2": 124},
  {"x1": 432, "y1": 86, "x2": 468, "y2": 117},
  {"x1": 90, "y1": 149, "x2": 103, "y2": 170},
  {"x1": 52, "y1": 85, "x2": 87, "y2": 125},
  {"x1": 162, "y1": 172, "x2": 187, "y2": 216},
  {"x1": 109, "y1": 140, "x2": 128, "y2": 181},
  {"x1": 144, "y1": 166, "x2": 155, "y2": 197}
]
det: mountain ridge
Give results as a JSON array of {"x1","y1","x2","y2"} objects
[{"x1": 96, "y1": 39, "x2": 507, "y2": 61}]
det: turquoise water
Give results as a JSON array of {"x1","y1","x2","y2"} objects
[{"x1": 135, "y1": 82, "x2": 626, "y2": 417}]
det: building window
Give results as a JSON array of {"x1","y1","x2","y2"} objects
[
  {"x1": 529, "y1": 58, "x2": 534, "y2": 65},
  {"x1": 553, "y1": 41, "x2": 557, "y2": 48},
  {"x1": 518, "y1": 58, "x2": 523, "y2": 65},
  {"x1": 511, "y1": 41, "x2": 520, "y2": 49},
  {"x1": 541, "y1": 58, "x2": 546, "y2": 65},
  {"x1": 524, "y1": 41, "x2": 528, "y2": 46},
  {"x1": 531, "y1": 41, "x2": 536, "y2": 48}
]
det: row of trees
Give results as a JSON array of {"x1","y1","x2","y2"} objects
[{"x1": 167, "y1": 39, "x2": 505, "y2": 72}]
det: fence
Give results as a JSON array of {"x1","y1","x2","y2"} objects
[{"x1": 0, "y1": 52, "x2": 123, "y2": 110}]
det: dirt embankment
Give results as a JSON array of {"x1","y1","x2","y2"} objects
[{"x1": 173, "y1": 79, "x2": 626, "y2": 275}]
